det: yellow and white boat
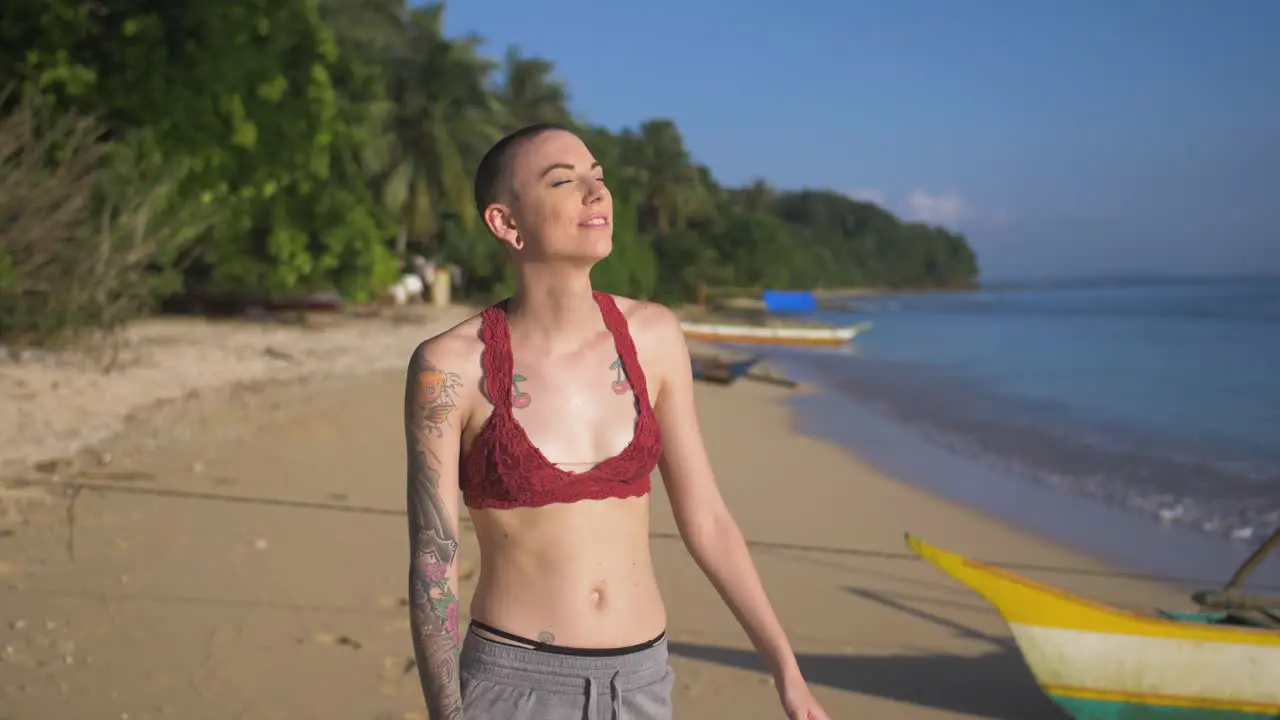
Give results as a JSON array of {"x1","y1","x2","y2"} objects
[
  {"x1": 679, "y1": 320, "x2": 871, "y2": 347},
  {"x1": 905, "y1": 532, "x2": 1280, "y2": 719}
]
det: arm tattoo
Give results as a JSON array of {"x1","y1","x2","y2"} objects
[
  {"x1": 406, "y1": 358, "x2": 464, "y2": 720},
  {"x1": 415, "y1": 367, "x2": 463, "y2": 437}
]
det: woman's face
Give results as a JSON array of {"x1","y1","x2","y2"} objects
[{"x1": 483, "y1": 129, "x2": 613, "y2": 265}]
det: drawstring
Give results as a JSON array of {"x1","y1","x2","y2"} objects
[
  {"x1": 585, "y1": 670, "x2": 624, "y2": 719},
  {"x1": 586, "y1": 676, "x2": 597, "y2": 720},
  {"x1": 611, "y1": 670, "x2": 622, "y2": 719}
]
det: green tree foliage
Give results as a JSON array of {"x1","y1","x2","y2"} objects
[
  {"x1": 0, "y1": 0, "x2": 979, "y2": 345},
  {"x1": 0, "y1": 92, "x2": 214, "y2": 351},
  {"x1": 2, "y1": 0, "x2": 399, "y2": 302}
]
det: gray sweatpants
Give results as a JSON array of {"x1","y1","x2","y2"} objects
[{"x1": 459, "y1": 629, "x2": 675, "y2": 720}]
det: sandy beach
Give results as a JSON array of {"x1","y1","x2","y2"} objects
[{"x1": 0, "y1": 307, "x2": 1192, "y2": 719}]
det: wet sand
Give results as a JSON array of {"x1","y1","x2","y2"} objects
[{"x1": 0, "y1": 310, "x2": 1193, "y2": 719}]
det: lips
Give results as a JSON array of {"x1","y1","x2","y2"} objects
[{"x1": 580, "y1": 214, "x2": 609, "y2": 227}]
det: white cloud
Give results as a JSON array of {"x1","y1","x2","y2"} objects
[
  {"x1": 841, "y1": 187, "x2": 1009, "y2": 232},
  {"x1": 844, "y1": 187, "x2": 887, "y2": 206},
  {"x1": 906, "y1": 190, "x2": 967, "y2": 226}
]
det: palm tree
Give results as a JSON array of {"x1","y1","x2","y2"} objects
[
  {"x1": 317, "y1": 0, "x2": 408, "y2": 58},
  {"x1": 369, "y1": 3, "x2": 504, "y2": 258},
  {"x1": 496, "y1": 47, "x2": 572, "y2": 129},
  {"x1": 628, "y1": 119, "x2": 707, "y2": 235}
]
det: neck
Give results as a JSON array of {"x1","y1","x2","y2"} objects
[{"x1": 507, "y1": 265, "x2": 600, "y2": 347}]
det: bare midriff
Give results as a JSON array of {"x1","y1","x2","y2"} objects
[{"x1": 468, "y1": 495, "x2": 667, "y2": 648}]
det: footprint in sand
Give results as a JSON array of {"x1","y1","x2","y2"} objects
[
  {"x1": 375, "y1": 594, "x2": 409, "y2": 610},
  {"x1": 311, "y1": 633, "x2": 362, "y2": 650},
  {"x1": 0, "y1": 485, "x2": 53, "y2": 526}
]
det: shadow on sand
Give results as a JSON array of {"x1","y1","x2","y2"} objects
[{"x1": 668, "y1": 585, "x2": 1070, "y2": 719}]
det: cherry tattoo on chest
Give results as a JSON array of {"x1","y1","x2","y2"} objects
[
  {"x1": 509, "y1": 357, "x2": 630, "y2": 410},
  {"x1": 510, "y1": 373, "x2": 531, "y2": 409},
  {"x1": 609, "y1": 356, "x2": 631, "y2": 395}
]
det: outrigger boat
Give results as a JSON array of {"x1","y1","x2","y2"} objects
[
  {"x1": 905, "y1": 529, "x2": 1280, "y2": 719},
  {"x1": 680, "y1": 320, "x2": 871, "y2": 347},
  {"x1": 690, "y1": 353, "x2": 764, "y2": 385}
]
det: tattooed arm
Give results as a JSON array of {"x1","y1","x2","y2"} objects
[{"x1": 404, "y1": 340, "x2": 467, "y2": 720}]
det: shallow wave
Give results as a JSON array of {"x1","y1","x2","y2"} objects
[{"x1": 781, "y1": 351, "x2": 1280, "y2": 543}]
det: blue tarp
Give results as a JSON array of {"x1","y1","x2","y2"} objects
[{"x1": 761, "y1": 290, "x2": 817, "y2": 313}]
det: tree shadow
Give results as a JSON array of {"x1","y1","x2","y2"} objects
[
  {"x1": 649, "y1": 530, "x2": 1280, "y2": 590},
  {"x1": 841, "y1": 585, "x2": 1012, "y2": 646},
  {"x1": 668, "y1": 641, "x2": 1065, "y2": 719},
  {"x1": 668, "y1": 585, "x2": 1070, "y2": 719}
]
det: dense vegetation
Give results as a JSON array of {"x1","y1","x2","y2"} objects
[{"x1": 0, "y1": 1, "x2": 978, "y2": 346}]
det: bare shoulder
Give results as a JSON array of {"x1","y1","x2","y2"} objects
[
  {"x1": 405, "y1": 312, "x2": 487, "y2": 408},
  {"x1": 610, "y1": 295, "x2": 686, "y2": 354},
  {"x1": 609, "y1": 296, "x2": 688, "y2": 399},
  {"x1": 409, "y1": 312, "x2": 484, "y2": 367}
]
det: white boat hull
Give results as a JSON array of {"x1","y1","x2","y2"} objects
[{"x1": 680, "y1": 321, "x2": 868, "y2": 346}]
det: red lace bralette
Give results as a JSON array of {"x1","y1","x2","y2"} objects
[{"x1": 460, "y1": 292, "x2": 663, "y2": 510}]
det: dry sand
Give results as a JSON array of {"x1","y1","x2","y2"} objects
[
  {"x1": 0, "y1": 308, "x2": 1192, "y2": 719},
  {"x1": 0, "y1": 305, "x2": 477, "y2": 475}
]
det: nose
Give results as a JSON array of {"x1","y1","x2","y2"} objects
[{"x1": 583, "y1": 177, "x2": 607, "y2": 204}]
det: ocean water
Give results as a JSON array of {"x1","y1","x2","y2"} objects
[{"x1": 770, "y1": 276, "x2": 1280, "y2": 553}]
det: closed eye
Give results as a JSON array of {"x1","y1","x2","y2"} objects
[{"x1": 550, "y1": 176, "x2": 606, "y2": 187}]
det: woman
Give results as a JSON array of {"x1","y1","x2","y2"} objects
[{"x1": 404, "y1": 124, "x2": 830, "y2": 720}]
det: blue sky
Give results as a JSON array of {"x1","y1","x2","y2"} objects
[{"x1": 441, "y1": 0, "x2": 1279, "y2": 279}]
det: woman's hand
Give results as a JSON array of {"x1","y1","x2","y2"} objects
[{"x1": 780, "y1": 679, "x2": 832, "y2": 720}]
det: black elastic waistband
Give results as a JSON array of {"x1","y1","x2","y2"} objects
[{"x1": 469, "y1": 620, "x2": 666, "y2": 657}]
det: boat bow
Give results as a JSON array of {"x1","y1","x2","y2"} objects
[{"x1": 904, "y1": 533, "x2": 1280, "y2": 719}]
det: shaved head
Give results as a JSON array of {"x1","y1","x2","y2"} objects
[
  {"x1": 472, "y1": 124, "x2": 572, "y2": 218},
  {"x1": 473, "y1": 125, "x2": 612, "y2": 266}
]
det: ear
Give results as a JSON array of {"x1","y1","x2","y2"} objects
[{"x1": 483, "y1": 203, "x2": 521, "y2": 250}]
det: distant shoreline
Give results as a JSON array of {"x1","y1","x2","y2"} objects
[{"x1": 812, "y1": 272, "x2": 1278, "y2": 299}]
